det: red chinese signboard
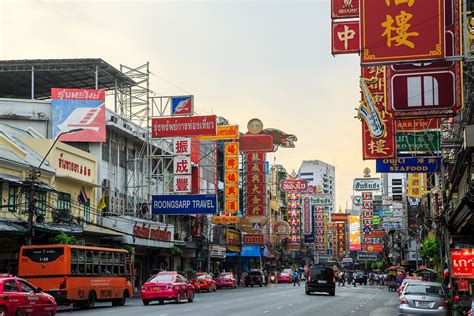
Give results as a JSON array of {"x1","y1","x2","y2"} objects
[
  {"x1": 314, "y1": 205, "x2": 326, "y2": 254},
  {"x1": 243, "y1": 234, "x2": 264, "y2": 245},
  {"x1": 332, "y1": 21, "x2": 360, "y2": 55},
  {"x1": 303, "y1": 197, "x2": 311, "y2": 236},
  {"x1": 239, "y1": 134, "x2": 274, "y2": 152},
  {"x1": 331, "y1": 213, "x2": 349, "y2": 222},
  {"x1": 245, "y1": 150, "x2": 267, "y2": 220},
  {"x1": 280, "y1": 179, "x2": 308, "y2": 192},
  {"x1": 246, "y1": 173, "x2": 265, "y2": 184},
  {"x1": 287, "y1": 192, "x2": 301, "y2": 247},
  {"x1": 246, "y1": 163, "x2": 265, "y2": 174},
  {"x1": 451, "y1": 249, "x2": 474, "y2": 279},
  {"x1": 361, "y1": 66, "x2": 396, "y2": 160},
  {"x1": 331, "y1": 0, "x2": 359, "y2": 19},
  {"x1": 246, "y1": 152, "x2": 265, "y2": 162},
  {"x1": 337, "y1": 222, "x2": 346, "y2": 257},
  {"x1": 360, "y1": 0, "x2": 445, "y2": 64},
  {"x1": 152, "y1": 115, "x2": 217, "y2": 138}
]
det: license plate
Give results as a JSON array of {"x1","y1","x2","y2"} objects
[
  {"x1": 317, "y1": 280, "x2": 327, "y2": 284},
  {"x1": 153, "y1": 287, "x2": 161, "y2": 291},
  {"x1": 415, "y1": 301, "x2": 430, "y2": 308}
]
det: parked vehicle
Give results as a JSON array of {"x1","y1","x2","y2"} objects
[
  {"x1": 18, "y1": 245, "x2": 133, "y2": 309},
  {"x1": 305, "y1": 265, "x2": 335, "y2": 296},
  {"x1": 215, "y1": 273, "x2": 237, "y2": 289},
  {"x1": 399, "y1": 281, "x2": 448, "y2": 315},
  {"x1": 0, "y1": 275, "x2": 57, "y2": 316},
  {"x1": 397, "y1": 277, "x2": 423, "y2": 297},
  {"x1": 141, "y1": 272, "x2": 195, "y2": 305},
  {"x1": 277, "y1": 272, "x2": 292, "y2": 283},
  {"x1": 354, "y1": 270, "x2": 368, "y2": 285},
  {"x1": 244, "y1": 269, "x2": 267, "y2": 287},
  {"x1": 190, "y1": 273, "x2": 216, "y2": 293}
]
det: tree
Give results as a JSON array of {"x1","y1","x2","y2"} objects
[
  {"x1": 420, "y1": 233, "x2": 441, "y2": 270},
  {"x1": 51, "y1": 232, "x2": 79, "y2": 245}
]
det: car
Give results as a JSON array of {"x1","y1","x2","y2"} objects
[
  {"x1": 277, "y1": 272, "x2": 292, "y2": 283},
  {"x1": 354, "y1": 270, "x2": 368, "y2": 285},
  {"x1": 244, "y1": 269, "x2": 267, "y2": 287},
  {"x1": 0, "y1": 274, "x2": 57, "y2": 316},
  {"x1": 215, "y1": 273, "x2": 237, "y2": 289},
  {"x1": 398, "y1": 277, "x2": 423, "y2": 297},
  {"x1": 305, "y1": 265, "x2": 335, "y2": 296},
  {"x1": 141, "y1": 272, "x2": 195, "y2": 305},
  {"x1": 399, "y1": 281, "x2": 449, "y2": 315},
  {"x1": 190, "y1": 273, "x2": 217, "y2": 293}
]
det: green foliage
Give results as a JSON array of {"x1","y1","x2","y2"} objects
[
  {"x1": 51, "y1": 232, "x2": 79, "y2": 245},
  {"x1": 420, "y1": 233, "x2": 441, "y2": 270},
  {"x1": 184, "y1": 268, "x2": 197, "y2": 278},
  {"x1": 169, "y1": 246, "x2": 183, "y2": 257}
]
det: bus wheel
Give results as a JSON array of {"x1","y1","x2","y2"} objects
[
  {"x1": 112, "y1": 291, "x2": 127, "y2": 306},
  {"x1": 86, "y1": 291, "x2": 96, "y2": 309}
]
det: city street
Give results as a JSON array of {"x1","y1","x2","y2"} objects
[{"x1": 60, "y1": 283, "x2": 399, "y2": 316}]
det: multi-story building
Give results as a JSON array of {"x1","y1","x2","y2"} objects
[{"x1": 298, "y1": 160, "x2": 336, "y2": 212}]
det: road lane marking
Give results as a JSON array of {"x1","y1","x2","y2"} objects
[
  {"x1": 184, "y1": 309, "x2": 191, "y2": 312},
  {"x1": 264, "y1": 311, "x2": 269, "y2": 313},
  {"x1": 277, "y1": 307, "x2": 282, "y2": 309},
  {"x1": 289, "y1": 303, "x2": 293, "y2": 306}
]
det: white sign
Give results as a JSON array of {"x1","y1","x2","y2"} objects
[
  {"x1": 173, "y1": 156, "x2": 191, "y2": 175},
  {"x1": 353, "y1": 178, "x2": 381, "y2": 191},
  {"x1": 173, "y1": 138, "x2": 192, "y2": 155},
  {"x1": 310, "y1": 195, "x2": 333, "y2": 206},
  {"x1": 174, "y1": 175, "x2": 192, "y2": 193}
]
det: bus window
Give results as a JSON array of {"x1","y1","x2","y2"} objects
[
  {"x1": 113, "y1": 252, "x2": 119, "y2": 274},
  {"x1": 93, "y1": 251, "x2": 100, "y2": 274}
]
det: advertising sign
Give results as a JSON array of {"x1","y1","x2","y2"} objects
[
  {"x1": 171, "y1": 95, "x2": 194, "y2": 116},
  {"x1": 51, "y1": 88, "x2": 106, "y2": 142},
  {"x1": 310, "y1": 195, "x2": 333, "y2": 206},
  {"x1": 197, "y1": 125, "x2": 239, "y2": 141},
  {"x1": 450, "y1": 249, "x2": 474, "y2": 279},
  {"x1": 332, "y1": 21, "x2": 359, "y2": 55},
  {"x1": 243, "y1": 234, "x2": 264, "y2": 245},
  {"x1": 357, "y1": 251, "x2": 378, "y2": 260},
  {"x1": 353, "y1": 178, "x2": 381, "y2": 191},
  {"x1": 376, "y1": 156, "x2": 441, "y2": 173},
  {"x1": 360, "y1": 67, "x2": 396, "y2": 160},
  {"x1": 349, "y1": 215, "x2": 361, "y2": 251},
  {"x1": 331, "y1": 213, "x2": 349, "y2": 222},
  {"x1": 151, "y1": 115, "x2": 217, "y2": 138},
  {"x1": 337, "y1": 223, "x2": 346, "y2": 257},
  {"x1": 213, "y1": 216, "x2": 239, "y2": 224},
  {"x1": 273, "y1": 220, "x2": 291, "y2": 240},
  {"x1": 287, "y1": 192, "x2": 301, "y2": 244},
  {"x1": 173, "y1": 156, "x2": 191, "y2": 175},
  {"x1": 407, "y1": 173, "x2": 425, "y2": 198},
  {"x1": 173, "y1": 138, "x2": 192, "y2": 155},
  {"x1": 395, "y1": 119, "x2": 440, "y2": 131},
  {"x1": 360, "y1": 0, "x2": 445, "y2": 64},
  {"x1": 224, "y1": 141, "x2": 239, "y2": 215},
  {"x1": 239, "y1": 134, "x2": 274, "y2": 152},
  {"x1": 173, "y1": 175, "x2": 192, "y2": 193},
  {"x1": 280, "y1": 179, "x2": 308, "y2": 192},
  {"x1": 396, "y1": 131, "x2": 440, "y2": 153},
  {"x1": 303, "y1": 197, "x2": 312, "y2": 235},
  {"x1": 331, "y1": 0, "x2": 359, "y2": 19},
  {"x1": 226, "y1": 228, "x2": 241, "y2": 252},
  {"x1": 152, "y1": 194, "x2": 217, "y2": 215},
  {"x1": 407, "y1": 197, "x2": 421, "y2": 229},
  {"x1": 363, "y1": 243, "x2": 384, "y2": 252}
]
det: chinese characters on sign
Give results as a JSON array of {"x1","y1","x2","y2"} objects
[
  {"x1": 314, "y1": 205, "x2": 326, "y2": 254},
  {"x1": 173, "y1": 137, "x2": 192, "y2": 193},
  {"x1": 336, "y1": 223, "x2": 346, "y2": 257},
  {"x1": 224, "y1": 142, "x2": 239, "y2": 215},
  {"x1": 407, "y1": 173, "x2": 426, "y2": 198},
  {"x1": 287, "y1": 192, "x2": 301, "y2": 250},
  {"x1": 303, "y1": 197, "x2": 312, "y2": 237},
  {"x1": 332, "y1": 21, "x2": 360, "y2": 54},
  {"x1": 245, "y1": 151, "x2": 267, "y2": 219},
  {"x1": 331, "y1": 0, "x2": 359, "y2": 19},
  {"x1": 360, "y1": 0, "x2": 445, "y2": 64}
]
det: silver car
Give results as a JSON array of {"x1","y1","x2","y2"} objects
[{"x1": 399, "y1": 281, "x2": 449, "y2": 315}]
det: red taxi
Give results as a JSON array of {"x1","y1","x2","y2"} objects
[
  {"x1": 141, "y1": 272, "x2": 195, "y2": 305},
  {"x1": 215, "y1": 273, "x2": 237, "y2": 289},
  {"x1": 190, "y1": 273, "x2": 216, "y2": 293},
  {"x1": 277, "y1": 272, "x2": 292, "y2": 283},
  {"x1": 0, "y1": 275, "x2": 57, "y2": 316}
]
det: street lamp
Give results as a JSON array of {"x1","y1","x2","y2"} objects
[{"x1": 26, "y1": 128, "x2": 84, "y2": 245}]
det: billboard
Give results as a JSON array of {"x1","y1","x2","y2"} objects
[
  {"x1": 280, "y1": 179, "x2": 308, "y2": 192},
  {"x1": 197, "y1": 125, "x2": 239, "y2": 141},
  {"x1": 376, "y1": 157, "x2": 441, "y2": 173},
  {"x1": 450, "y1": 249, "x2": 474, "y2": 279},
  {"x1": 332, "y1": 21, "x2": 359, "y2": 55},
  {"x1": 171, "y1": 95, "x2": 194, "y2": 116},
  {"x1": 152, "y1": 194, "x2": 217, "y2": 215},
  {"x1": 239, "y1": 134, "x2": 273, "y2": 152},
  {"x1": 360, "y1": 0, "x2": 445, "y2": 64},
  {"x1": 224, "y1": 142, "x2": 239, "y2": 214},
  {"x1": 349, "y1": 215, "x2": 361, "y2": 251},
  {"x1": 331, "y1": 0, "x2": 359, "y2": 19},
  {"x1": 51, "y1": 88, "x2": 106, "y2": 142},
  {"x1": 151, "y1": 115, "x2": 217, "y2": 138},
  {"x1": 245, "y1": 151, "x2": 266, "y2": 219},
  {"x1": 353, "y1": 178, "x2": 381, "y2": 191}
]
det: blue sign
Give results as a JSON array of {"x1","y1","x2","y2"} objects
[
  {"x1": 171, "y1": 96, "x2": 193, "y2": 116},
  {"x1": 226, "y1": 245, "x2": 266, "y2": 257},
  {"x1": 376, "y1": 156, "x2": 441, "y2": 173},
  {"x1": 152, "y1": 194, "x2": 217, "y2": 215}
]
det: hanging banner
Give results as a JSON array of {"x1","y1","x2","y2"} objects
[
  {"x1": 360, "y1": 0, "x2": 445, "y2": 64},
  {"x1": 332, "y1": 21, "x2": 360, "y2": 55},
  {"x1": 407, "y1": 173, "x2": 425, "y2": 198},
  {"x1": 151, "y1": 115, "x2": 217, "y2": 138},
  {"x1": 331, "y1": 0, "x2": 359, "y2": 19},
  {"x1": 51, "y1": 88, "x2": 106, "y2": 142}
]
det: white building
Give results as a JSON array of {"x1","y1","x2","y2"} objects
[{"x1": 298, "y1": 160, "x2": 336, "y2": 212}]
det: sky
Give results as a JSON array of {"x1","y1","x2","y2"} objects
[{"x1": 0, "y1": 0, "x2": 375, "y2": 209}]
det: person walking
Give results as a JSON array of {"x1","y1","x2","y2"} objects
[
  {"x1": 292, "y1": 270, "x2": 300, "y2": 286},
  {"x1": 338, "y1": 271, "x2": 345, "y2": 286},
  {"x1": 352, "y1": 271, "x2": 357, "y2": 287}
]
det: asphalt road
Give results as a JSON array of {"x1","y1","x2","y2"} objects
[{"x1": 59, "y1": 283, "x2": 399, "y2": 316}]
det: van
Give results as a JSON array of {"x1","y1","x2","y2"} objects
[{"x1": 305, "y1": 265, "x2": 335, "y2": 296}]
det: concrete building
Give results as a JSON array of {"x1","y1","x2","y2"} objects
[{"x1": 298, "y1": 160, "x2": 336, "y2": 212}]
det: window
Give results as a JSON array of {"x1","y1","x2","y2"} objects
[
  {"x1": 300, "y1": 172, "x2": 313, "y2": 176},
  {"x1": 18, "y1": 280, "x2": 35, "y2": 293},
  {"x1": 303, "y1": 178, "x2": 314, "y2": 182},
  {"x1": 392, "y1": 187, "x2": 403, "y2": 194},
  {"x1": 8, "y1": 186, "x2": 17, "y2": 212},
  {"x1": 119, "y1": 146, "x2": 126, "y2": 168},
  {"x1": 3, "y1": 280, "x2": 19, "y2": 292},
  {"x1": 57, "y1": 193, "x2": 71, "y2": 211},
  {"x1": 37, "y1": 191, "x2": 47, "y2": 216},
  {"x1": 148, "y1": 274, "x2": 174, "y2": 283},
  {"x1": 392, "y1": 179, "x2": 402, "y2": 186},
  {"x1": 102, "y1": 142, "x2": 110, "y2": 162},
  {"x1": 83, "y1": 200, "x2": 90, "y2": 222}
]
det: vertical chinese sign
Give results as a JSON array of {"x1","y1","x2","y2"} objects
[
  {"x1": 303, "y1": 196, "x2": 312, "y2": 237},
  {"x1": 173, "y1": 138, "x2": 192, "y2": 193},
  {"x1": 287, "y1": 192, "x2": 301, "y2": 251},
  {"x1": 360, "y1": 66, "x2": 396, "y2": 159},
  {"x1": 314, "y1": 205, "x2": 326, "y2": 254},
  {"x1": 331, "y1": 0, "x2": 360, "y2": 55},
  {"x1": 224, "y1": 142, "x2": 240, "y2": 215},
  {"x1": 361, "y1": 192, "x2": 373, "y2": 251},
  {"x1": 245, "y1": 152, "x2": 267, "y2": 221},
  {"x1": 336, "y1": 223, "x2": 346, "y2": 258},
  {"x1": 360, "y1": 0, "x2": 445, "y2": 64},
  {"x1": 407, "y1": 173, "x2": 426, "y2": 198}
]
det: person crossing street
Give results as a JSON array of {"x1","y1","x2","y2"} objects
[{"x1": 292, "y1": 270, "x2": 300, "y2": 286}]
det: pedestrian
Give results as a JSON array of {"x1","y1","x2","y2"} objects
[
  {"x1": 352, "y1": 271, "x2": 357, "y2": 287},
  {"x1": 292, "y1": 270, "x2": 300, "y2": 286},
  {"x1": 338, "y1": 271, "x2": 345, "y2": 286}
]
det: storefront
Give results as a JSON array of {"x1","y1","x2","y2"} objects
[{"x1": 225, "y1": 245, "x2": 268, "y2": 273}]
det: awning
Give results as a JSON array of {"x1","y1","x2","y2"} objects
[
  {"x1": 83, "y1": 225, "x2": 123, "y2": 237},
  {"x1": 34, "y1": 223, "x2": 83, "y2": 234},
  {"x1": 35, "y1": 182, "x2": 57, "y2": 192},
  {"x1": 0, "y1": 220, "x2": 27, "y2": 235},
  {"x1": 0, "y1": 173, "x2": 23, "y2": 184}
]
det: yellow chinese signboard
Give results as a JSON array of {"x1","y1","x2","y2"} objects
[
  {"x1": 407, "y1": 173, "x2": 426, "y2": 198},
  {"x1": 198, "y1": 125, "x2": 239, "y2": 140}
]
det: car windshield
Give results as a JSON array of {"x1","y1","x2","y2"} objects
[
  {"x1": 249, "y1": 271, "x2": 262, "y2": 276},
  {"x1": 311, "y1": 267, "x2": 333, "y2": 279},
  {"x1": 219, "y1": 274, "x2": 232, "y2": 279},
  {"x1": 197, "y1": 275, "x2": 207, "y2": 279},
  {"x1": 148, "y1": 274, "x2": 175, "y2": 283},
  {"x1": 404, "y1": 284, "x2": 443, "y2": 296},
  {"x1": 281, "y1": 273, "x2": 289, "y2": 276}
]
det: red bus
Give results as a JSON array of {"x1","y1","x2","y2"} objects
[{"x1": 18, "y1": 245, "x2": 133, "y2": 309}]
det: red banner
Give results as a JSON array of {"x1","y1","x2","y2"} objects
[
  {"x1": 246, "y1": 163, "x2": 265, "y2": 174},
  {"x1": 451, "y1": 249, "x2": 474, "y2": 279},
  {"x1": 246, "y1": 152, "x2": 265, "y2": 162},
  {"x1": 239, "y1": 134, "x2": 273, "y2": 152},
  {"x1": 331, "y1": 0, "x2": 359, "y2": 19},
  {"x1": 332, "y1": 21, "x2": 360, "y2": 55},
  {"x1": 243, "y1": 234, "x2": 264, "y2": 245},
  {"x1": 361, "y1": 0, "x2": 445, "y2": 64},
  {"x1": 152, "y1": 115, "x2": 217, "y2": 138},
  {"x1": 246, "y1": 173, "x2": 265, "y2": 184},
  {"x1": 361, "y1": 66, "x2": 396, "y2": 160}
]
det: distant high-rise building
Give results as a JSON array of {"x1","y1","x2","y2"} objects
[{"x1": 298, "y1": 160, "x2": 336, "y2": 212}]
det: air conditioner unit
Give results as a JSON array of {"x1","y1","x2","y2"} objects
[{"x1": 102, "y1": 179, "x2": 111, "y2": 188}]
